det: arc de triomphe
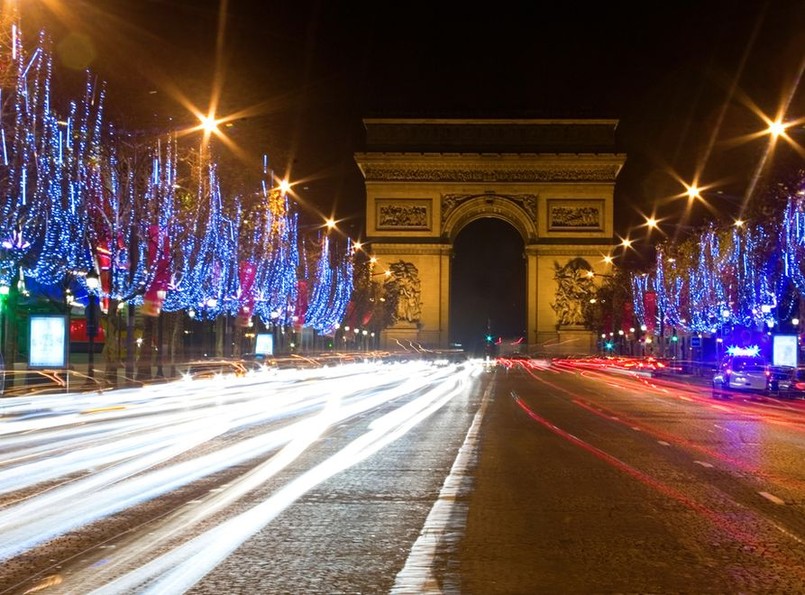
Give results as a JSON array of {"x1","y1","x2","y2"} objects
[{"x1": 354, "y1": 119, "x2": 625, "y2": 355}]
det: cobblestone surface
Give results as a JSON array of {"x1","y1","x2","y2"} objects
[{"x1": 4, "y1": 362, "x2": 805, "y2": 594}]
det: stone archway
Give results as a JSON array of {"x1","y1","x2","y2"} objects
[
  {"x1": 354, "y1": 118, "x2": 625, "y2": 355},
  {"x1": 442, "y1": 194, "x2": 538, "y2": 244},
  {"x1": 449, "y1": 216, "x2": 526, "y2": 352}
]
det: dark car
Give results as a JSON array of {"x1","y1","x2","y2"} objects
[{"x1": 770, "y1": 366, "x2": 805, "y2": 399}]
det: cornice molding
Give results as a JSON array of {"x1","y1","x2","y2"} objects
[
  {"x1": 369, "y1": 243, "x2": 452, "y2": 256},
  {"x1": 525, "y1": 244, "x2": 614, "y2": 256},
  {"x1": 356, "y1": 156, "x2": 623, "y2": 183}
]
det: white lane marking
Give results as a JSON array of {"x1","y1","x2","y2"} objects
[
  {"x1": 759, "y1": 491, "x2": 785, "y2": 505},
  {"x1": 678, "y1": 396, "x2": 693, "y2": 401},
  {"x1": 391, "y1": 385, "x2": 491, "y2": 595},
  {"x1": 657, "y1": 440, "x2": 670, "y2": 446},
  {"x1": 693, "y1": 461, "x2": 714, "y2": 468}
]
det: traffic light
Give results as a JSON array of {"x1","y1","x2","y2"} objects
[
  {"x1": 671, "y1": 329, "x2": 678, "y2": 342},
  {"x1": 485, "y1": 334, "x2": 493, "y2": 342}
]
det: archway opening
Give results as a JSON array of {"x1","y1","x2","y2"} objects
[{"x1": 450, "y1": 218, "x2": 525, "y2": 356}]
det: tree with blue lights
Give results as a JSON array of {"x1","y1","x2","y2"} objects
[
  {"x1": 0, "y1": 28, "x2": 53, "y2": 293},
  {"x1": 251, "y1": 184, "x2": 299, "y2": 329},
  {"x1": 0, "y1": 19, "x2": 369, "y2": 373},
  {"x1": 633, "y1": 170, "x2": 805, "y2": 355},
  {"x1": 303, "y1": 233, "x2": 354, "y2": 336}
]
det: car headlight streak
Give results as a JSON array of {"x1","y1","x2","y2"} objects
[
  {"x1": 91, "y1": 364, "x2": 473, "y2": 594},
  {"x1": 0, "y1": 358, "x2": 475, "y2": 587}
]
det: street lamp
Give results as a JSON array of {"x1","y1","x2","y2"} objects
[
  {"x1": 0, "y1": 283, "x2": 11, "y2": 365},
  {"x1": 0, "y1": 283, "x2": 8, "y2": 382},
  {"x1": 85, "y1": 270, "x2": 100, "y2": 382},
  {"x1": 156, "y1": 289, "x2": 167, "y2": 378}
]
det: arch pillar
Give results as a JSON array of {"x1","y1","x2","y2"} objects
[
  {"x1": 368, "y1": 242, "x2": 452, "y2": 349},
  {"x1": 525, "y1": 245, "x2": 539, "y2": 348}
]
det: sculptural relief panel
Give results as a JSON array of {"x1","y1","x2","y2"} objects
[
  {"x1": 551, "y1": 257, "x2": 596, "y2": 327},
  {"x1": 376, "y1": 199, "x2": 431, "y2": 230},
  {"x1": 387, "y1": 260, "x2": 422, "y2": 323},
  {"x1": 547, "y1": 199, "x2": 604, "y2": 231}
]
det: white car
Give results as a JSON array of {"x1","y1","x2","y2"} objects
[{"x1": 712, "y1": 355, "x2": 770, "y2": 399}]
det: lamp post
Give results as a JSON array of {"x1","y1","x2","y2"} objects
[
  {"x1": 0, "y1": 283, "x2": 8, "y2": 391},
  {"x1": 156, "y1": 289, "x2": 166, "y2": 378},
  {"x1": 85, "y1": 270, "x2": 100, "y2": 382},
  {"x1": 0, "y1": 284, "x2": 8, "y2": 356}
]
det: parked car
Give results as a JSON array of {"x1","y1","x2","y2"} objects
[
  {"x1": 769, "y1": 366, "x2": 805, "y2": 399},
  {"x1": 711, "y1": 354, "x2": 770, "y2": 399}
]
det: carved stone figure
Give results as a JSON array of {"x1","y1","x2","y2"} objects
[
  {"x1": 551, "y1": 258, "x2": 596, "y2": 327},
  {"x1": 388, "y1": 260, "x2": 422, "y2": 322}
]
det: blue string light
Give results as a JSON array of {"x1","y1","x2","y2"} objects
[
  {"x1": 0, "y1": 21, "x2": 379, "y2": 341},
  {"x1": 636, "y1": 174, "x2": 805, "y2": 339}
]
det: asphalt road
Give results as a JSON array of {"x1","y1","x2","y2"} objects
[
  {"x1": 2, "y1": 358, "x2": 805, "y2": 594},
  {"x1": 460, "y1": 359, "x2": 805, "y2": 593}
]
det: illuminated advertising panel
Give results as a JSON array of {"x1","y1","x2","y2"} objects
[
  {"x1": 29, "y1": 315, "x2": 69, "y2": 368},
  {"x1": 773, "y1": 335, "x2": 798, "y2": 368},
  {"x1": 254, "y1": 333, "x2": 274, "y2": 356}
]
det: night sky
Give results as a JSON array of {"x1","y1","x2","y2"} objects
[{"x1": 13, "y1": 0, "x2": 805, "y2": 344}]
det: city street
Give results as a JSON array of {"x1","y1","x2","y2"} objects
[
  {"x1": 2, "y1": 358, "x2": 805, "y2": 593},
  {"x1": 462, "y1": 359, "x2": 805, "y2": 593},
  {"x1": 3, "y1": 4, "x2": 803, "y2": 594}
]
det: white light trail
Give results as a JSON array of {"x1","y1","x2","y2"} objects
[
  {"x1": 0, "y1": 359, "x2": 471, "y2": 575},
  {"x1": 82, "y1": 364, "x2": 474, "y2": 594}
]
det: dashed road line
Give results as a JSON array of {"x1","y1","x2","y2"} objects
[
  {"x1": 759, "y1": 491, "x2": 785, "y2": 505},
  {"x1": 693, "y1": 460, "x2": 714, "y2": 468},
  {"x1": 391, "y1": 385, "x2": 490, "y2": 594}
]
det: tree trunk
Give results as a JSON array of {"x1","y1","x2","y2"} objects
[
  {"x1": 125, "y1": 303, "x2": 136, "y2": 384},
  {"x1": 168, "y1": 310, "x2": 183, "y2": 378},
  {"x1": 101, "y1": 299, "x2": 122, "y2": 386},
  {"x1": 138, "y1": 315, "x2": 155, "y2": 380},
  {"x1": 4, "y1": 287, "x2": 20, "y2": 389}
]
